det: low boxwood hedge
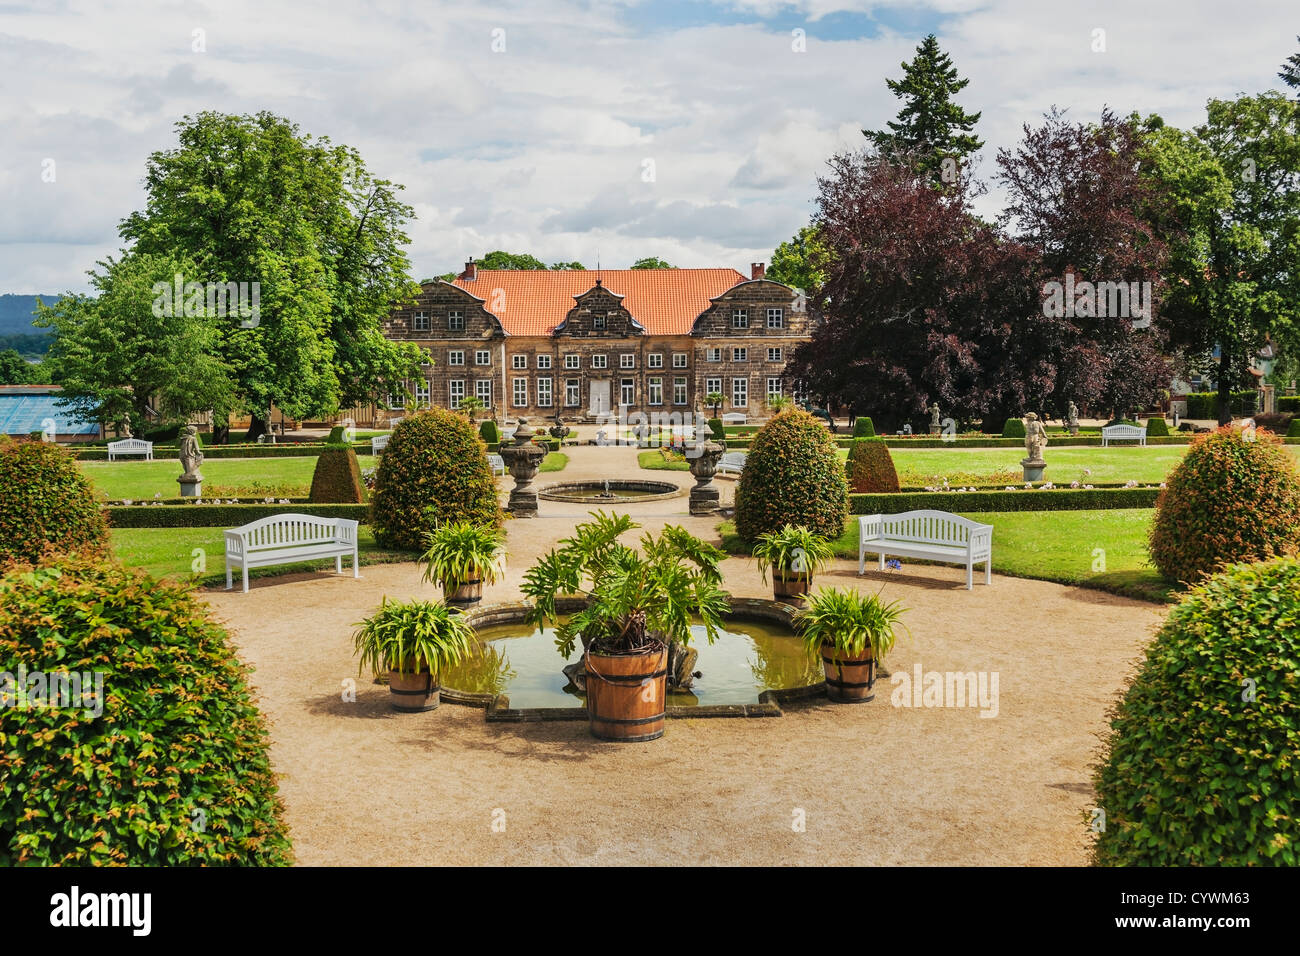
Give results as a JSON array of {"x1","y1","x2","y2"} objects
[
  {"x1": 1185, "y1": 390, "x2": 1258, "y2": 419},
  {"x1": 1278, "y1": 395, "x2": 1299, "y2": 414},
  {"x1": 106, "y1": 503, "x2": 370, "y2": 529},
  {"x1": 75, "y1": 441, "x2": 373, "y2": 461},
  {"x1": 849, "y1": 487, "x2": 1159, "y2": 514}
]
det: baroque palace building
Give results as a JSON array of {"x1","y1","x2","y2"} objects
[{"x1": 380, "y1": 260, "x2": 813, "y2": 421}]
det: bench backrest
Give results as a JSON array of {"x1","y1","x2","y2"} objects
[
  {"x1": 487, "y1": 453, "x2": 505, "y2": 470},
  {"x1": 371, "y1": 434, "x2": 390, "y2": 452},
  {"x1": 720, "y1": 451, "x2": 746, "y2": 465},
  {"x1": 871, "y1": 510, "x2": 985, "y2": 545},
  {"x1": 721, "y1": 413, "x2": 745, "y2": 423},
  {"x1": 228, "y1": 514, "x2": 356, "y2": 551},
  {"x1": 108, "y1": 438, "x2": 151, "y2": 450},
  {"x1": 1102, "y1": 424, "x2": 1145, "y2": 436}
]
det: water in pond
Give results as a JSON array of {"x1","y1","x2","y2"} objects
[
  {"x1": 441, "y1": 617, "x2": 821, "y2": 708},
  {"x1": 547, "y1": 487, "x2": 665, "y2": 500}
]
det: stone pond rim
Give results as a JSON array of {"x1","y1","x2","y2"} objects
[{"x1": 537, "y1": 479, "x2": 684, "y2": 503}]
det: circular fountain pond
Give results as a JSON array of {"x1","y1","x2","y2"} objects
[
  {"x1": 538, "y1": 479, "x2": 683, "y2": 503},
  {"x1": 442, "y1": 602, "x2": 821, "y2": 708}
]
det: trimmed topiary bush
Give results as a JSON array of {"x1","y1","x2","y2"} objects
[
  {"x1": 852, "y1": 416, "x2": 876, "y2": 438},
  {"x1": 1001, "y1": 417, "x2": 1026, "y2": 439},
  {"x1": 326, "y1": 425, "x2": 349, "y2": 444},
  {"x1": 371, "y1": 408, "x2": 501, "y2": 550},
  {"x1": 735, "y1": 408, "x2": 848, "y2": 543},
  {"x1": 845, "y1": 438, "x2": 900, "y2": 493},
  {"x1": 479, "y1": 419, "x2": 500, "y2": 445},
  {"x1": 707, "y1": 418, "x2": 726, "y2": 443},
  {"x1": 308, "y1": 444, "x2": 365, "y2": 503},
  {"x1": 1289, "y1": 417, "x2": 1300, "y2": 439},
  {"x1": 1144, "y1": 416, "x2": 1169, "y2": 437},
  {"x1": 0, "y1": 555, "x2": 293, "y2": 865},
  {"x1": 1092, "y1": 556, "x2": 1300, "y2": 866},
  {"x1": 0, "y1": 438, "x2": 107, "y2": 565},
  {"x1": 1148, "y1": 427, "x2": 1300, "y2": 582}
]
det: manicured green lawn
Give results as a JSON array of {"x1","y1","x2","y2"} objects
[
  {"x1": 638, "y1": 450, "x2": 691, "y2": 471},
  {"x1": 110, "y1": 526, "x2": 413, "y2": 583},
  {"x1": 538, "y1": 452, "x2": 568, "y2": 473},
  {"x1": 720, "y1": 509, "x2": 1176, "y2": 603}
]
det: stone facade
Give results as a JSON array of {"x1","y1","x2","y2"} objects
[{"x1": 380, "y1": 264, "x2": 813, "y2": 421}]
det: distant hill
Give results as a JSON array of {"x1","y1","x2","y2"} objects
[{"x1": 0, "y1": 294, "x2": 60, "y2": 336}]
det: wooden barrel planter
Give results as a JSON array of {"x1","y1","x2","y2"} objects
[
  {"x1": 820, "y1": 642, "x2": 876, "y2": 703},
  {"x1": 772, "y1": 573, "x2": 811, "y2": 603},
  {"x1": 584, "y1": 645, "x2": 668, "y2": 741},
  {"x1": 445, "y1": 579, "x2": 483, "y2": 607},
  {"x1": 387, "y1": 667, "x2": 440, "y2": 713}
]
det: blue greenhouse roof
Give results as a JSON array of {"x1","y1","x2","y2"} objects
[{"x1": 0, "y1": 393, "x2": 98, "y2": 435}]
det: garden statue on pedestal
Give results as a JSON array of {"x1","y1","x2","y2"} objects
[
  {"x1": 1021, "y1": 413, "x2": 1048, "y2": 482},
  {"x1": 1067, "y1": 401, "x2": 1079, "y2": 436},
  {"x1": 929, "y1": 403, "x2": 942, "y2": 435},
  {"x1": 498, "y1": 418, "x2": 548, "y2": 517},
  {"x1": 177, "y1": 425, "x2": 204, "y2": 497},
  {"x1": 687, "y1": 440, "x2": 725, "y2": 515}
]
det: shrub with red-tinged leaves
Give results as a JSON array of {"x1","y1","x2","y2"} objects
[
  {"x1": 735, "y1": 409, "x2": 847, "y2": 543},
  {"x1": 1148, "y1": 427, "x2": 1300, "y2": 582},
  {"x1": 0, "y1": 556, "x2": 292, "y2": 865},
  {"x1": 370, "y1": 408, "x2": 501, "y2": 551},
  {"x1": 846, "y1": 438, "x2": 900, "y2": 493},
  {"x1": 0, "y1": 436, "x2": 107, "y2": 565}
]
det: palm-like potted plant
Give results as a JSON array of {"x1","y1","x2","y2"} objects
[
  {"x1": 421, "y1": 520, "x2": 506, "y2": 607},
  {"x1": 797, "y1": 587, "x2": 906, "y2": 703},
  {"x1": 706, "y1": 391, "x2": 725, "y2": 419},
  {"x1": 457, "y1": 395, "x2": 486, "y2": 419},
  {"x1": 753, "y1": 524, "x2": 834, "y2": 603},
  {"x1": 521, "y1": 511, "x2": 729, "y2": 741},
  {"x1": 353, "y1": 598, "x2": 480, "y2": 712}
]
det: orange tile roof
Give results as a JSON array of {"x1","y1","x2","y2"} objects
[{"x1": 450, "y1": 268, "x2": 747, "y2": 336}]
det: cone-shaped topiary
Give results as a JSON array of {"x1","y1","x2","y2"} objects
[
  {"x1": 1289, "y1": 417, "x2": 1300, "y2": 438},
  {"x1": 0, "y1": 437, "x2": 107, "y2": 565},
  {"x1": 1001, "y1": 417, "x2": 1026, "y2": 438},
  {"x1": 708, "y1": 418, "x2": 725, "y2": 443},
  {"x1": 852, "y1": 416, "x2": 876, "y2": 438},
  {"x1": 845, "y1": 438, "x2": 900, "y2": 493},
  {"x1": 1092, "y1": 556, "x2": 1300, "y2": 865},
  {"x1": 1145, "y1": 416, "x2": 1169, "y2": 437},
  {"x1": 735, "y1": 408, "x2": 848, "y2": 543},
  {"x1": 309, "y1": 443, "x2": 365, "y2": 503},
  {"x1": 1148, "y1": 427, "x2": 1300, "y2": 583},
  {"x1": 326, "y1": 425, "x2": 349, "y2": 443},
  {"x1": 478, "y1": 419, "x2": 500, "y2": 445},
  {"x1": 0, "y1": 555, "x2": 294, "y2": 865},
  {"x1": 371, "y1": 408, "x2": 501, "y2": 550}
]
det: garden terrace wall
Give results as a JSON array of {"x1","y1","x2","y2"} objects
[
  {"x1": 106, "y1": 503, "x2": 371, "y2": 528},
  {"x1": 849, "y1": 487, "x2": 1159, "y2": 514}
]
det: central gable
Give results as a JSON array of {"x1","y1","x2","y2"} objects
[{"x1": 555, "y1": 283, "x2": 644, "y2": 337}]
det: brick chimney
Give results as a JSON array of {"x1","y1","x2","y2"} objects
[
  {"x1": 751, "y1": 262, "x2": 765, "y2": 280},
  {"x1": 462, "y1": 257, "x2": 477, "y2": 281}
]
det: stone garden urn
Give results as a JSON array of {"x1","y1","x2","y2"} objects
[
  {"x1": 548, "y1": 420, "x2": 570, "y2": 442},
  {"x1": 687, "y1": 440, "x2": 725, "y2": 516},
  {"x1": 499, "y1": 418, "x2": 548, "y2": 518}
]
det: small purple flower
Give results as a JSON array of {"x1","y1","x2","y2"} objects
[{"x1": 886, "y1": 558, "x2": 902, "y2": 571}]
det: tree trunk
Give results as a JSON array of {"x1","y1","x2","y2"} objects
[
  {"x1": 244, "y1": 414, "x2": 269, "y2": 443},
  {"x1": 1217, "y1": 346, "x2": 1232, "y2": 426},
  {"x1": 212, "y1": 424, "x2": 230, "y2": 445}
]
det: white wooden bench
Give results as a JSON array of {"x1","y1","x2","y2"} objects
[
  {"x1": 715, "y1": 451, "x2": 747, "y2": 476},
  {"x1": 858, "y1": 510, "x2": 993, "y2": 590},
  {"x1": 107, "y1": 438, "x2": 153, "y2": 461},
  {"x1": 1101, "y1": 423, "x2": 1147, "y2": 446},
  {"x1": 224, "y1": 514, "x2": 360, "y2": 593},
  {"x1": 721, "y1": 412, "x2": 746, "y2": 425},
  {"x1": 488, "y1": 453, "x2": 506, "y2": 476},
  {"x1": 371, "y1": 434, "x2": 390, "y2": 454}
]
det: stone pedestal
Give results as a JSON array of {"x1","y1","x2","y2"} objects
[
  {"x1": 1021, "y1": 458, "x2": 1046, "y2": 482},
  {"x1": 687, "y1": 440, "x2": 725, "y2": 515},
  {"x1": 499, "y1": 418, "x2": 548, "y2": 518},
  {"x1": 928, "y1": 425, "x2": 941, "y2": 435},
  {"x1": 178, "y1": 477, "x2": 202, "y2": 497}
]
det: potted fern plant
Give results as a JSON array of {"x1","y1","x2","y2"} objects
[
  {"x1": 521, "y1": 511, "x2": 729, "y2": 741},
  {"x1": 753, "y1": 524, "x2": 834, "y2": 604},
  {"x1": 421, "y1": 520, "x2": 506, "y2": 607},
  {"x1": 353, "y1": 598, "x2": 479, "y2": 712},
  {"x1": 797, "y1": 588, "x2": 906, "y2": 703}
]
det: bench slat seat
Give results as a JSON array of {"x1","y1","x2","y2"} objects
[
  {"x1": 1101, "y1": 424, "x2": 1147, "y2": 447},
  {"x1": 224, "y1": 513, "x2": 359, "y2": 592},
  {"x1": 107, "y1": 438, "x2": 153, "y2": 461},
  {"x1": 858, "y1": 509, "x2": 993, "y2": 590}
]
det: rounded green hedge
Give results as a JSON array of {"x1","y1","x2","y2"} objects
[
  {"x1": 846, "y1": 438, "x2": 900, "y2": 493},
  {"x1": 1092, "y1": 556, "x2": 1300, "y2": 865},
  {"x1": 1289, "y1": 417, "x2": 1300, "y2": 439},
  {"x1": 1001, "y1": 418, "x2": 1026, "y2": 438},
  {"x1": 852, "y1": 416, "x2": 876, "y2": 438},
  {"x1": 1145, "y1": 416, "x2": 1170, "y2": 437},
  {"x1": 1148, "y1": 428, "x2": 1300, "y2": 582},
  {"x1": 370, "y1": 408, "x2": 501, "y2": 550},
  {"x1": 309, "y1": 444, "x2": 365, "y2": 503},
  {"x1": 478, "y1": 419, "x2": 500, "y2": 444},
  {"x1": 0, "y1": 556, "x2": 293, "y2": 865},
  {"x1": 735, "y1": 408, "x2": 848, "y2": 543},
  {"x1": 0, "y1": 437, "x2": 107, "y2": 565}
]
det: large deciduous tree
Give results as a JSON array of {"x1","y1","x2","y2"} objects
[
  {"x1": 765, "y1": 225, "x2": 828, "y2": 292},
  {"x1": 119, "y1": 111, "x2": 425, "y2": 441}
]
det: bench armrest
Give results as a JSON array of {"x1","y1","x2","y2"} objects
[
  {"x1": 224, "y1": 529, "x2": 247, "y2": 558},
  {"x1": 857, "y1": 514, "x2": 884, "y2": 540},
  {"x1": 334, "y1": 519, "x2": 359, "y2": 545},
  {"x1": 968, "y1": 524, "x2": 993, "y2": 556}
]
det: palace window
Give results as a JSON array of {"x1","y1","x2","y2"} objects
[
  {"x1": 476, "y1": 350, "x2": 491, "y2": 366},
  {"x1": 706, "y1": 348, "x2": 722, "y2": 362},
  {"x1": 672, "y1": 353, "x2": 688, "y2": 368},
  {"x1": 447, "y1": 310, "x2": 464, "y2": 331},
  {"x1": 620, "y1": 379, "x2": 635, "y2": 405},
  {"x1": 565, "y1": 354, "x2": 580, "y2": 370},
  {"x1": 591, "y1": 354, "x2": 608, "y2": 369},
  {"x1": 732, "y1": 377, "x2": 748, "y2": 408},
  {"x1": 648, "y1": 353, "x2": 663, "y2": 369},
  {"x1": 767, "y1": 378, "x2": 783, "y2": 402},
  {"x1": 537, "y1": 355, "x2": 552, "y2": 370},
  {"x1": 537, "y1": 377, "x2": 553, "y2": 407},
  {"x1": 413, "y1": 311, "x2": 430, "y2": 332},
  {"x1": 732, "y1": 309, "x2": 748, "y2": 329},
  {"x1": 512, "y1": 378, "x2": 528, "y2": 407},
  {"x1": 448, "y1": 380, "x2": 465, "y2": 409},
  {"x1": 648, "y1": 377, "x2": 663, "y2": 405},
  {"x1": 565, "y1": 379, "x2": 580, "y2": 407},
  {"x1": 475, "y1": 380, "x2": 492, "y2": 407},
  {"x1": 766, "y1": 308, "x2": 783, "y2": 329},
  {"x1": 673, "y1": 377, "x2": 688, "y2": 406},
  {"x1": 620, "y1": 353, "x2": 635, "y2": 369},
  {"x1": 415, "y1": 380, "x2": 430, "y2": 406},
  {"x1": 593, "y1": 313, "x2": 607, "y2": 330},
  {"x1": 512, "y1": 354, "x2": 527, "y2": 370},
  {"x1": 705, "y1": 377, "x2": 722, "y2": 397},
  {"x1": 733, "y1": 347, "x2": 747, "y2": 362},
  {"x1": 448, "y1": 350, "x2": 464, "y2": 366},
  {"x1": 767, "y1": 347, "x2": 783, "y2": 362}
]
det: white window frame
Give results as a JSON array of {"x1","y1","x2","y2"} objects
[
  {"x1": 448, "y1": 380, "x2": 465, "y2": 409},
  {"x1": 512, "y1": 354, "x2": 527, "y2": 370},
  {"x1": 475, "y1": 350, "x2": 491, "y2": 366},
  {"x1": 648, "y1": 353, "x2": 663, "y2": 369},
  {"x1": 593, "y1": 314, "x2": 607, "y2": 330},
  {"x1": 537, "y1": 377, "x2": 553, "y2": 407},
  {"x1": 537, "y1": 354, "x2": 552, "y2": 370},
  {"x1": 706, "y1": 348, "x2": 722, "y2": 363},
  {"x1": 412, "y1": 311, "x2": 430, "y2": 332},
  {"x1": 648, "y1": 376, "x2": 663, "y2": 406},
  {"x1": 673, "y1": 376, "x2": 688, "y2": 406},
  {"x1": 732, "y1": 309, "x2": 748, "y2": 329},
  {"x1": 565, "y1": 379, "x2": 580, "y2": 407},
  {"x1": 672, "y1": 353, "x2": 687, "y2": 368},
  {"x1": 475, "y1": 380, "x2": 492, "y2": 407},
  {"x1": 512, "y1": 377, "x2": 528, "y2": 407},
  {"x1": 767, "y1": 347, "x2": 783, "y2": 362},
  {"x1": 620, "y1": 353, "x2": 635, "y2": 369},
  {"x1": 415, "y1": 380, "x2": 431, "y2": 406},
  {"x1": 448, "y1": 350, "x2": 465, "y2": 366},
  {"x1": 732, "y1": 377, "x2": 748, "y2": 408},
  {"x1": 705, "y1": 377, "x2": 722, "y2": 397},
  {"x1": 447, "y1": 310, "x2": 464, "y2": 331},
  {"x1": 733, "y1": 347, "x2": 748, "y2": 362},
  {"x1": 766, "y1": 308, "x2": 783, "y2": 329},
  {"x1": 766, "y1": 378, "x2": 783, "y2": 401},
  {"x1": 591, "y1": 354, "x2": 608, "y2": 369},
  {"x1": 620, "y1": 378, "x2": 635, "y2": 406},
  {"x1": 564, "y1": 353, "x2": 580, "y2": 370}
]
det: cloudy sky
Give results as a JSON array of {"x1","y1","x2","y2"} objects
[{"x1": 1, "y1": 0, "x2": 1295, "y2": 295}]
